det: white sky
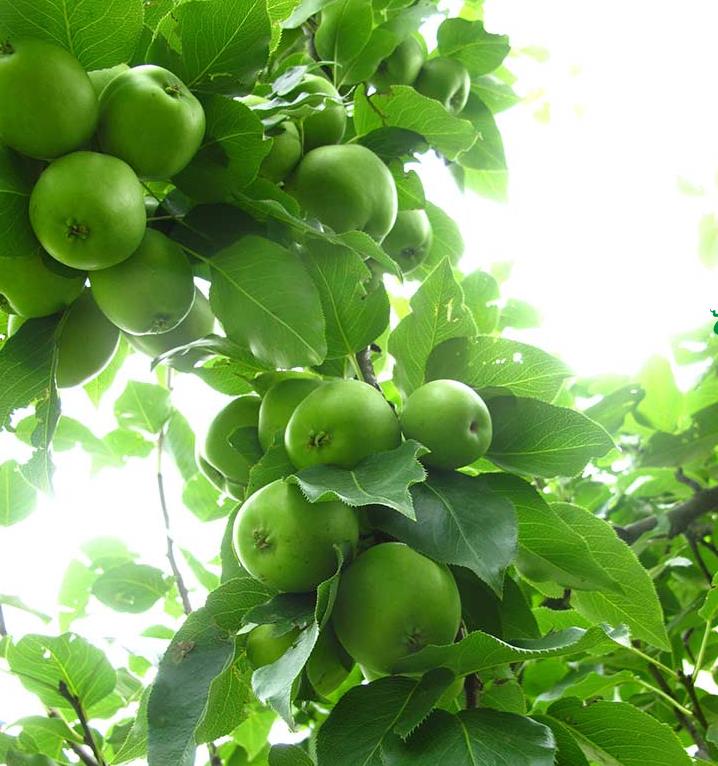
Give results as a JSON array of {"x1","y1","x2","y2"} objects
[{"x1": 3, "y1": 0, "x2": 718, "y2": 753}]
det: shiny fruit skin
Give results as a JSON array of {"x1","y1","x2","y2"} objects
[
  {"x1": 87, "y1": 64, "x2": 130, "y2": 99},
  {"x1": 0, "y1": 38, "x2": 98, "y2": 159},
  {"x1": 55, "y1": 291, "x2": 120, "y2": 388},
  {"x1": 258, "y1": 377, "x2": 323, "y2": 451},
  {"x1": 414, "y1": 57, "x2": 471, "y2": 114},
  {"x1": 400, "y1": 379, "x2": 492, "y2": 469},
  {"x1": 90, "y1": 228, "x2": 194, "y2": 335},
  {"x1": 246, "y1": 624, "x2": 300, "y2": 668},
  {"x1": 372, "y1": 36, "x2": 426, "y2": 90},
  {"x1": 126, "y1": 287, "x2": 214, "y2": 371},
  {"x1": 98, "y1": 65, "x2": 206, "y2": 179},
  {"x1": 261, "y1": 120, "x2": 302, "y2": 182},
  {"x1": 0, "y1": 250, "x2": 86, "y2": 318},
  {"x1": 234, "y1": 479, "x2": 359, "y2": 593},
  {"x1": 204, "y1": 395, "x2": 262, "y2": 488},
  {"x1": 288, "y1": 144, "x2": 398, "y2": 241},
  {"x1": 29, "y1": 151, "x2": 146, "y2": 271},
  {"x1": 332, "y1": 542, "x2": 461, "y2": 674},
  {"x1": 382, "y1": 209, "x2": 433, "y2": 274},
  {"x1": 306, "y1": 623, "x2": 354, "y2": 697},
  {"x1": 287, "y1": 75, "x2": 346, "y2": 150},
  {"x1": 285, "y1": 379, "x2": 401, "y2": 470}
]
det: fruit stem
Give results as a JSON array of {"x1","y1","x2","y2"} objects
[
  {"x1": 0, "y1": 41, "x2": 14, "y2": 55},
  {"x1": 67, "y1": 221, "x2": 90, "y2": 240}
]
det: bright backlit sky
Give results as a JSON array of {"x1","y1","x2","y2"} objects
[{"x1": 3, "y1": 0, "x2": 718, "y2": 751}]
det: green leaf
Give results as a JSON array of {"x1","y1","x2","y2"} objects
[
  {"x1": 547, "y1": 698, "x2": 692, "y2": 766},
  {"x1": 553, "y1": 503, "x2": 669, "y2": 650},
  {"x1": 0, "y1": 145, "x2": 39, "y2": 258},
  {"x1": 699, "y1": 213, "x2": 718, "y2": 268},
  {"x1": 148, "y1": 575, "x2": 272, "y2": 766},
  {"x1": 480, "y1": 474, "x2": 621, "y2": 593},
  {"x1": 472, "y1": 77, "x2": 521, "y2": 113},
  {"x1": 7, "y1": 633, "x2": 116, "y2": 712},
  {"x1": 437, "y1": 18, "x2": 510, "y2": 76},
  {"x1": 174, "y1": 96, "x2": 269, "y2": 202},
  {"x1": 383, "y1": 709, "x2": 555, "y2": 766},
  {"x1": 0, "y1": 461, "x2": 37, "y2": 526},
  {"x1": 354, "y1": 85, "x2": 477, "y2": 161},
  {"x1": 426, "y1": 336, "x2": 571, "y2": 402},
  {"x1": 409, "y1": 202, "x2": 465, "y2": 280},
  {"x1": 15, "y1": 716, "x2": 80, "y2": 759},
  {"x1": 114, "y1": 382, "x2": 172, "y2": 434},
  {"x1": 0, "y1": 594, "x2": 50, "y2": 623},
  {"x1": 269, "y1": 745, "x2": 315, "y2": 766},
  {"x1": 371, "y1": 472, "x2": 517, "y2": 594},
  {"x1": 246, "y1": 442, "x2": 296, "y2": 496},
  {"x1": 112, "y1": 684, "x2": 150, "y2": 764},
  {"x1": 486, "y1": 397, "x2": 614, "y2": 478},
  {"x1": 461, "y1": 270, "x2": 500, "y2": 333},
  {"x1": 92, "y1": 563, "x2": 170, "y2": 613},
  {"x1": 165, "y1": 410, "x2": 197, "y2": 482},
  {"x1": 525, "y1": 715, "x2": 589, "y2": 766},
  {"x1": 0, "y1": 0, "x2": 143, "y2": 68},
  {"x1": 84, "y1": 336, "x2": 130, "y2": 407},
  {"x1": 153, "y1": 0, "x2": 271, "y2": 92},
  {"x1": 389, "y1": 258, "x2": 477, "y2": 395},
  {"x1": 210, "y1": 235, "x2": 326, "y2": 368},
  {"x1": 0, "y1": 315, "x2": 59, "y2": 430},
  {"x1": 302, "y1": 239, "x2": 390, "y2": 360},
  {"x1": 641, "y1": 402, "x2": 718, "y2": 467},
  {"x1": 192, "y1": 358, "x2": 254, "y2": 395},
  {"x1": 584, "y1": 384, "x2": 645, "y2": 434},
  {"x1": 457, "y1": 93, "x2": 507, "y2": 175},
  {"x1": 289, "y1": 440, "x2": 427, "y2": 520},
  {"x1": 183, "y1": 474, "x2": 237, "y2": 523},
  {"x1": 634, "y1": 356, "x2": 683, "y2": 432},
  {"x1": 393, "y1": 624, "x2": 617, "y2": 676}
]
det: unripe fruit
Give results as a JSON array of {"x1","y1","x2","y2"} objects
[
  {"x1": 126, "y1": 288, "x2": 214, "y2": 371},
  {"x1": 246, "y1": 624, "x2": 300, "y2": 668},
  {"x1": 372, "y1": 36, "x2": 426, "y2": 90},
  {"x1": 332, "y1": 543, "x2": 461, "y2": 674},
  {"x1": 29, "y1": 152, "x2": 146, "y2": 271},
  {"x1": 88, "y1": 64, "x2": 129, "y2": 99},
  {"x1": 0, "y1": 250, "x2": 85, "y2": 318},
  {"x1": 98, "y1": 65, "x2": 205, "y2": 179},
  {"x1": 91, "y1": 229, "x2": 195, "y2": 335},
  {"x1": 287, "y1": 75, "x2": 346, "y2": 150},
  {"x1": 400, "y1": 379, "x2": 492, "y2": 469},
  {"x1": 306, "y1": 624, "x2": 354, "y2": 697},
  {"x1": 233, "y1": 479, "x2": 359, "y2": 592},
  {"x1": 55, "y1": 291, "x2": 120, "y2": 388},
  {"x1": 258, "y1": 377, "x2": 323, "y2": 451},
  {"x1": 261, "y1": 120, "x2": 302, "y2": 182},
  {"x1": 382, "y1": 209, "x2": 433, "y2": 273},
  {"x1": 285, "y1": 379, "x2": 401, "y2": 470},
  {"x1": 414, "y1": 57, "x2": 471, "y2": 114},
  {"x1": 288, "y1": 144, "x2": 398, "y2": 241},
  {"x1": 0, "y1": 38, "x2": 98, "y2": 159}
]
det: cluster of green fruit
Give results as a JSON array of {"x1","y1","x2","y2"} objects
[
  {"x1": 199, "y1": 375, "x2": 491, "y2": 693},
  {"x1": 0, "y1": 36, "x2": 211, "y2": 385}
]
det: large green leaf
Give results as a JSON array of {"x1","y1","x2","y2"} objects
[
  {"x1": 0, "y1": 461, "x2": 37, "y2": 526},
  {"x1": 547, "y1": 699, "x2": 692, "y2": 766},
  {"x1": 641, "y1": 402, "x2": 718, "y2": 467},
  {"x1": 437, "y1": 18, "x2": 510, "y2": 76},
  {"x1": 114, "y1": 382, "x2": 172, "y2": 434},
  {"x1": 426, "y1": 336, "x2": 571, "y2": 402},
  {"x1": 0, "y1": 0, "x2": 143, "y2": 68},
  {"x1": 383, "y1": 709, "x2": 555, "y2": 766},
  {"x1": 554, "y1": 503, "x2": 670, "y2": 650},
  {"x1": 389, "y1": 258, "x2": 477, "y2": 395},
  {"x1": 210, "y1": 235, "x2": 327, "y2": 368},
  {"x1": 486, "y1": 397, "x2": 614, "y2": 478},
  {"x1": 7, "y1": 633, "x2": 116, "y2": 712},
  {"x1": 0, "y1": 145, "x2": 38, "y2": 258},
  {"x1": 290, "y1": 440, "x2": 427, "y2": 520},
  {"x1": 371, "y1": 471, "x2": 517, "y2": 594},
  {"x1": 302, "y1": 238, "x2": 390, "y2": 360},
  {"x1": 92, "y1": 563, "x2": 170, "y2": 614}
]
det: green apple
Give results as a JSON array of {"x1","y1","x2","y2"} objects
[
  {"x1": 306, "y1": 623, "x2": 354, "y2": 697},
  {"x1": 284, "y1": 379, "x2": 401, "y2": 469},
  {"x1": 414, "y1": 57, "x2": 471, "y2": 114},
  {"x1": 288, "y1": 144, "x2": 398, "y2": 241},
  {"x1": 372, "y1": 36, "x2": 426, "y2": 90},
  {"x1": 233, "y1": 479, "x2": 359, "y2": 592},
  {"x1": 87, "y1": 64, "x2": 129, "y2": 99},
  {"x1": 29, "y1": 151, "x2": 146, "y2": 271},
  {"x1": 258, "y1": 377, "x2": 323, "y2": 451},
  {"x1": 91, "y1": 228, "x2": 195, "y2": 335},
  {"x1": 287, "y1": 74, "x2": 346, "y2": 150},
  {"x1": 98, "y1": 65, "x2": 205, "y2": 179},
  {"x1": 400, "y1": 379, "x2": 492, "y2": 469},
  {"x1": 0, "y1": 38, "x2": 98, "y2": 159},
  {"x1": 246, "y1": 624, "x2": 300, "y2": 668},
  {"x1": 382, "y1": 209, "x2": 433, "y2": 273},
  {"x1": 332, "y1": 543, "x2": 461, "y2": 673}
]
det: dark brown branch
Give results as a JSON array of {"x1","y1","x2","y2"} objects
[
  {"x1": 0, "y1": 603, "x2": 7, "y2": 636},
  {"x1": 615, "y1": 486, "x2": 718, "y2": 544},
  {"x1": 676, "y1": 468, "x2": 702, "y2": 493},
  {"x1": 355, "y1": 347, "x2": 382, "y2": 391},
  {"x1": 58, "y1": 682, "x2": 106, "y2": 766},
  {"x1": 646, "y1": 666, "x2": 709, "y2": 757},
  {"x1": 687, "y1": 534, "x2": 713, "y2": 584},
  {"x1": 464, "y1": 673, "x2": 481, "y2": 709},
  {"x1": 67, "y1": 741, "x2": 99, "y2": 766},
  {"x1": 679, "y1": 670, "x2": 709, "y2": 730},
  {"x1": 207, "y1": 741, "x2": 222, "y2": 766}
]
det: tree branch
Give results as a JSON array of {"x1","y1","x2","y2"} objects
[
  {"x1": 614, "y1": 486, "x2": 718, "y2": 544},
  {"x1": 207, "y1": 741, "x2": 222, "y2": 766},
  {"x1": 355, "y1": 346, "x2": 382, "y2": 392},
  {"x1": 58, "y1": 682, "x2": 106, "y2": 766},
  {"x1": 67, "y1": 741, "x2": 99, "y2": 766}
]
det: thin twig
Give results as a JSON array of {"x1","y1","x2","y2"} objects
[
  {"x1": 207, "y1": 741, "x2": 222, "y2": 766},
  {"x1": 156, "y1": 371, "x2": 192, "y2": 616},
  {"x1": 634, "y1": 678, "x2": 695, "y2": 719},
  {"x1": 676, "y1": 468, "x2": 702, "y2": 493},
  {"x1": 679, "y1": 670, "x2": 709, "y2": 729},
  {"x1": 687, "y1": 534, "x2": 713, "y2": 584},
  {"x1": 627, "y1": 644, "x2": 679, "y2": 680},
  {"x1": 58, "y1": 682, "x2": 106, "y2": 766},
  {"x1": 458, "y1": 623, "x2": 481, "y2": 709},
  {"x1": 692, "y1": 621, "x2": 712, "y2": 685},
  {"x1": 0, "y1": 603, "x2": 7, "y2": 637},
  {"x1": 67, "y1": 741, "x2": 99, "y2": 766},
  {"x1": 355, "y1": 347, "x2": 382, "y2": 392}
]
